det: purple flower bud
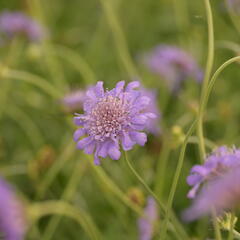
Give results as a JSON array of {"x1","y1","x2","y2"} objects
[
  {"x1": 186, "y1": 146, "x2": 240, "y2": 199},
  {"x1": 138, "y1": 197, "x2": 158, "y2": 240},
  {"x1": 183, "y1": 167, "x2": 240, "y2": 221},
  {"x1": 139, "y1": 87, "x2": 161, "y2": 136},
  {"x1": 143, "y1": 45, "x2": 202, "y2": 93},
  {"x1": 227, "y1": 0, "x2": 240, "y2": 14},
  {"x1": 61, "y1": 90, "x2": 86, "y2": 113},
  {"x1": 0, "y1": 11, "x2": 45, "y2": 42},
  {"x1": 73, "y1": 81, "x2": 156, "y2": 165},
  {"x1": 0, "y1": 177, "x2": 26, "y2": 240}
]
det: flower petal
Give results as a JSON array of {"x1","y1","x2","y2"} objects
[
  {"x1": 94, "y1": 81, "x2": 104, "y2": 98},
  {"x1": 126, "y1": 81, "x2": 140, "y2": 91},
  {"x1": 73, "y1": 128, "x2": 86, "y2": 141},
  {"x1": 121, "y1": 132, "x2": 134, "y2": 151},
  {"x1": 130, "y1": 132, "x2": 147, "y2": 146},
  {"x1": 108, "y1": 142, "x2": 121, "y2": 160},
  {"x1": 76, "y1": 136, "x2": 93, "y2": 150}
]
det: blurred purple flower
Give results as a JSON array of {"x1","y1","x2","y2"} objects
[
  {"x1": 61, "y1": 90, "x2": 86, "y2": 113},
  {"x1": 183, "y1": 167, "x2": 240, "y2": 221},
  {"x1": 138, "y1": 197, "x2": 158, "y2": 240},
  {"x1": 227, "y1": 0, "x2": 240, "y2": 14},
  {"x1": 139, "y1": 88, "x2": 161, "y2": 135},
  {"x1": 0, "y1": 177, "x2": 26, "y2": 240},
  {"x1": 187, "y1": 146, "x2": 240, "y2": 198},
  {"x1": 73, "y1": 81, "x2": 156, "y2": 165},
  {"x1": 143, "y1": 45, "x2": 202, "y2": 92},
  {"x1": 0, "y1": 11, "x2": 45, "y2": 42}
]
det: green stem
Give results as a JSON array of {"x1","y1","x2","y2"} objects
[
  {"x1": 159, "y1": 56, "x2": 240, "y2": 239},
  {"x1": 5, "y1": 69, "x2": 62, "y2": 99},
  {"x1": 89, "y1": 158, "x2": 143, "y2": 216},
  {"x1": 154, "y1": 136, "x2": 171, "y2": 198},
  {"x1": 227, "y1": 212, "x2": 235, "y2": 240},
  {"x1": 188, "y1": 136, "x2": 216, "y2": 149},
  {"x1": 36, "y1": 141, "x2": 76, "y2": 199},
  {"x1": 99, "y1": 0, "x2": 139, "y2": 78},
  {"x1": 7, "y1": 105, "x2": 44, "y2": 150},
  {"x1": 160, "y1": 120, "x2": 197, "y2": 240},
  {"x1": 233, "y1": 230, "x2": 240, "y2": 239},
  {"x1": 27, "y1": 0, "x2": 67, "y2": 89},
  {"x1": 172, "y1": 0, "x2": 189, "y2": 45},
  {"x1": 42, "y1": 162, "x2": 87, "y2": 240},
  {"x1": 197, "y1": 0, "x2": 214, "y2": 162},
  {"x1": 224, "y1": 0, "x2": 240, "y2": 36},
  {"x1": 123, "y1": 151, "x2": 190, "y2": 240},
  {"x1": 53, "y1": 44, "x2": 97, "y2": 85},
  {"x1": 203, "y1": 56, "x2": 240, "y2": 110},
  {"x1": 0, "y1": 38, "x2": 23, "y2": 119},
  {"x1": 29, "y1": 201, "x2": 102, "y2": 240},
  {"x1": 212, "y1": 210, "x2": 222, "y2": 240}
]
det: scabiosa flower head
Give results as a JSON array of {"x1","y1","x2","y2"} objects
[
  {"x1": 61, "y1": 89, "x2": 86, "y2": 113},
  {"x1": 139, "y1": 88, "x2": 161, "y2": 136},
  {"x1": 143, "y1": 45, "x2": 202, "y2": 92},
  {"x1": 183, "y1": 167, "x2": 240, "y2": 221},
  {"x1": 73, "y1": 81, "x2": 156, "y2": 165},
  {"x1": 138, "y1": 197, "x2": 158, "y2": 240},
  {"x1": 187, "y1": 146, "x2": 240, "y2": 199},
  {"x1": 0, "y1": 11, "x2": 45, "y2": 42},
  {"x1": 0, "y1": 177, "x2": 26, "y2": 240}
]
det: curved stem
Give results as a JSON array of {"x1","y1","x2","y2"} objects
[
  {"x1": 197, "y1": 0, "x2": 215, "y2": 162},
  {"x1": 159, "y1": 56, "x2": 240, "y2": 239},
  {"x1": 29, "y1": 201, "x2": 102, "y2": 240},
  {"x1": 0, "y1": 38, "x2": 22, "y2": 120},
  {"x1": 212, "y1": 209, "x2": 222, "y2": 240},
  {"x1": 99, "y1": 0, "x2": 139, "y2": 78},
  {"x1": 228, "y1": 212, "x2": 235, "y2": 240},
  {"x1": 123, "y1": 151, "x2": 190, "y2": 240},
  {"x1": 7, "y1": 105, "x2": 44, "y2": 149},
  {"x1": 160, "y1": 120, "x2": 197, "y2": 240},
  {"x1": 41, "y1": 162, "x2": 86, "y2": 240},
  {"x1": 36, "y1": 141, "x2": 76, "y2": 199},
  {"x1": 233, "y1": 230, "x2": 240, "y2": 239},
  {"x1": 154, "y1": 136, "x2": 171, "y2": 198},
  {"x1": 89, "y1": 158, "x2": 143, "y2": 216},
  {"x1": 5, "y1": 69, "x2": 62, "y2": 99},
  {"x1": 203, "y1": 56, "x2": 240, "y2": 110},
  {"x1": 53, "y1": 44, "x2": 97, "y2": 85},
  {"x1": 26, "y1": 0, "x2": 67, "y2": 89},
  {"x1": 224, "y1": 0, "x2": 240, "y2": 36}
]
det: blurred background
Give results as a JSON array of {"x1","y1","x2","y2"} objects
[{"x1": 0, "y1": 0, "x2": 240, "y2": 239}]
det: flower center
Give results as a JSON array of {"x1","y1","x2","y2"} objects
[{"x1": 87, "y1": 95, "x2": 130, "y2": 141}]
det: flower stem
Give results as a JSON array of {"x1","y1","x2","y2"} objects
[
  {"x1": 29, "y1": 201, "x2": 102, "y2": 240},
  {"x1": 212, "y1": 209, "x2": 222, "y2": 240},
  {"x1": 197, "y1": 0, "x2": 214, "y2": 162},
  {"x1": 123, "y1": 151, "x2": 190, "y2": 240},
  {"x1": 154, "y1": 135, "x2": 171, "y2": 198},
  {"x1": 41, "y1": 162, "x2": 87, "y2": 240},
  {"x1": 99, "y1": 0, "x2": 139, "y2": 78},
  {"x1": 227, "y1": 212, "x2": 235, "y2": 240},
  {"x1": 160, "y1": 120, "x2": 197, "y2": 240}
]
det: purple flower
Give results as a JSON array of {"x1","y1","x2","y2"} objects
[
  {"x1": 143, "y1": 45, "x2": 202, "y2": 92},
  {"x1": 0, "y1": 177, "x2": 26, "y2": 240},
  {"x1": 61, "y1": 89, "x2": 86, "y2": 113},
  {"x1": 139, "y1": 88, "x2": 161, "y2": 135},
  {"x1": 138, "y1": 197, "x2": 158, "y2": 240},
  {"x1": 73, "y1": 81, "x2": 156, "y2": 165},
  {"x1": 183, "y1": 167, "x2": 240, "y2": 221},
  {"x1": 227, "y1": 0, "x2": 240, "y2": 14},
  {"x1": 0, "y1": 11, "x2": 45, "y2": 42},
  {"x1": 187, "y1": 146, "x2": 240, "y2": 198}
]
